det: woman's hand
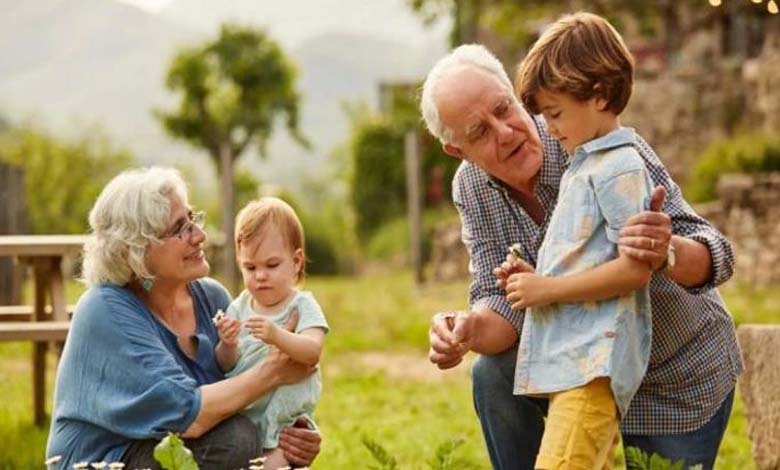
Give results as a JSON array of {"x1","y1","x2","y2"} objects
[
  {"x1": 215, "y1": 317, "x2": 240, "y2": 348},
  {"x1": 279, "y1": 418, "x2": 321, "y2": 467}
]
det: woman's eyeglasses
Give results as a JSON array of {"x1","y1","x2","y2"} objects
[{"x1": 164, "y1": 211, "x2": 206, "y2": 240}]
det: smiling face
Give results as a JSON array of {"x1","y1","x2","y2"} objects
[
  {"x1": 435, "y1": 66, "x2": 543, "y2": 192},
  {"x1": 144, "y1": 192, "x2": 209, "y2": 285},
  {"x1": 237, "y1": 225, "x2": 303, "y2": 313},
  {"x1": 534, "y1": 89, "x2": 617, "y2": 156}
]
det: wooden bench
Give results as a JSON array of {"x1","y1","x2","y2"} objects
[
  {"x1": 0, "y1": 321, "x2": 70, "y2": 342},
  {"x1": 0, "y1": 304, "x2": 75, "y2": 322},
  {"x1": 0, "y1": 234, "x2": 86, "y2": 426}
]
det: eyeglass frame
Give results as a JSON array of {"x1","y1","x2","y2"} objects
[{"x1": 162, "y1": 210, "x2": 206, "y2": 241}]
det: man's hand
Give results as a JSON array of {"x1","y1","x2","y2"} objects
[
  {"x1": 279, "y1": 418, "x2": 321, "y2": 467},
  {"x1": 505, "y1": 273, "x2": 553, "y2": 310},
  {"x1": 428, "y1": 311, "x2": 474, "y2": 370},
  {"x1": 215, "y1": 317, "x2": 240, "y2": 348},
  {"x1": 619, "y1": 185, "x2": 671, "y2": 270},
  {"x1": 493, "y1": 254, "x2": 535, "y2": 290}
]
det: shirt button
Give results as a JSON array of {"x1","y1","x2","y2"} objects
[{"x1": 604, "y1": 331, "x2": 617, "y2": 338}]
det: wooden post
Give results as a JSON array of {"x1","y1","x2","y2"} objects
[
  {"x1": 32, "y1": 259, "x2": 49, "y2": 427},
  {"x1": 405, "y1": 131, "x2": 424, "y2": 284},
  {"x1": 0, "y1": 163, "x2": 26, "y2": 305}
]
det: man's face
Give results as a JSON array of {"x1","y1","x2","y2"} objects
[{"x1": 436, "y1": 66, "x2": 543, "y2": 191}]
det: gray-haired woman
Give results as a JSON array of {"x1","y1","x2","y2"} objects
[{"x1": 45, "y1": 167, "x2": 320, "y2": 470}]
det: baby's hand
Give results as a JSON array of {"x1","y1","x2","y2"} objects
[
  {"x1": 245, "y1": 314, "x2": 279, "y2": 344},
  {"x1": 215, "y1": 313, "x2": 240, "y2": 348}
]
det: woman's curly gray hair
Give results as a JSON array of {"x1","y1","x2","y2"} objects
[{"x1": 81, "y1": 167, "x2": 188, "y2": 287}]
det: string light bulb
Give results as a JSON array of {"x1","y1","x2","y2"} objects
[
  {"x1": 708, "y1": 0, "x2": 722, "y2": 5},
  {"x1": 752, "y1": 0, "x2": 763, "y2": 4},
  {"x1": 769, "y1": 0, "x2": 779, "y2": 13}
]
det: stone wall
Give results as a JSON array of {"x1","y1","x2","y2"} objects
[
  {"x1": 696, "y1": 173, "x2": 780, "y2": 286},
  {"x1": 622, "y1": 28, "x2": 780, "y2": 185}
]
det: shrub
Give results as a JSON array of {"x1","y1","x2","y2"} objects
[{"x1": 686, "y1": 133, "x2": 780, "y2": 202}]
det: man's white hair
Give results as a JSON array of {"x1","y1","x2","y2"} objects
[
  {"x1": 81, "y1": 166, "x2": 188, "y2": 287},
  {"x1": 420, "y1": 44, "x2": 515, "y2": 145}
]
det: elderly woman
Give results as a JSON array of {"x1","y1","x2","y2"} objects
[{"x1": 45, "y1": 167, "x2": 321, "y2": 470}]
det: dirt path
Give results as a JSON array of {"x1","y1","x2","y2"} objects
[{"x1": 327, "y1": 351, "x2": 473, "y2": 382}]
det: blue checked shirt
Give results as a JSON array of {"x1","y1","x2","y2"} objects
[{"x1": 453, "y1": 116, "x2": 743, "y2": 435}]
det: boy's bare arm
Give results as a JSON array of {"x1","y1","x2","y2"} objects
[
  {"x1": 271, "y1": 328, "x2": 325, "y2": 366},
  {"x1": 506, "y1": 253, "x2": 652, "y2": 309}
]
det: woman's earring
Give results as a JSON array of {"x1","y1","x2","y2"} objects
[{"x1": 142, "y1": 278, "x2": 154, "y2": 292}]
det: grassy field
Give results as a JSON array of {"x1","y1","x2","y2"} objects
[{"x1": 0, "y1": 272, "x2": 776, "y2": 469}]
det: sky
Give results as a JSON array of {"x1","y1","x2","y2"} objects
[
  {"x1": 116, "y1": 0, "x2": 449, "y2": 48},
  {"x1": 115, "y1": 0, "x2": 173, "y2": 13}
]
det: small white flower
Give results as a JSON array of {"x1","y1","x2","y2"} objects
[
  {"x1": 44, "y1": 455, "x2": 62, "y2": 465},
  {"x1": 248, "y1": 456, "x2": 266, "y2": 464},
  {"x1": 90, "y1": 462, "x2": 107, "y2": 469},
  {"x1": 212, "y1": 309, "x2": 226, "y2": 325},
  {"x1": 278, "y1": 466, "x2": 292, "y2": 470},
  {"x1": 248, "y1": 466, "x2": 263, "y2": 470},
  {"x1": 108, "y1": 463, "x2": 125, "y2": 470},
  {"x1": 73, "y1": 462, "x2": 90, "y2": 469}
]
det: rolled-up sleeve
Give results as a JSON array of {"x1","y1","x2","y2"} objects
[
  {"x1": 657, "y1": 175, "x2": 735, "y2": 292},
  {"x1": 454, "y1": 178, "x2": 524, "y2": 333}
]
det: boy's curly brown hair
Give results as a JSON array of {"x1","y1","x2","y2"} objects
[{"x1": 516, "y1": 12, "x2": 634, "y2": 116}]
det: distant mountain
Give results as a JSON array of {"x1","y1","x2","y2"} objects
[{"x1": 0, "y1": 0, "x2": 447, "y2": 195}]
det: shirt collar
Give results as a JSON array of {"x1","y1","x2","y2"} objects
[{"x1": 572, "y1": 127, "x2": 636, "y2": 165}]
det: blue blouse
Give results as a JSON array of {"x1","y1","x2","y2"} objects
[{"x1": 45, "y1": 278, "x2": 231, "y2": 470}]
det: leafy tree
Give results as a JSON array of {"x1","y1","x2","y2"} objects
[
  {"x1": 346, "y1": 89, "x2": 460, "y2": 246},
  {"x1": 0, "y1": 125, "x2": 133, "y2": 234},
  {"x1": 156, "y1": 23, "x2": 307, "y2": 289},
  {"x1": 405, "y1": 0, "x2": 725, "y2": 63}
]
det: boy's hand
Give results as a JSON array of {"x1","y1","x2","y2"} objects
[
  {"x1": 215, "y1": 316, "x2": 240, "y2": 348},
  {"x1": 506, "y1": 273, "x2": 553, "y2": 310},
  {"x1": 245, "y1": 314, "x2": 281, "y2": 344},
  {"x1": 494, "y1": 250, "x2": 535, "y2": 290}
]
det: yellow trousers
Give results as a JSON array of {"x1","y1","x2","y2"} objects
[{"x1": 535, "y1": 378, "x2": 620, "y2": 470}]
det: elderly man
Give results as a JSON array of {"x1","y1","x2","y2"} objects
[{"x1": 420, "y1": 44, "x2": 742, "y2": 470}]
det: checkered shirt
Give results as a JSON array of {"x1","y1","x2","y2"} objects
[{"x1": 453, "y1": 115, "x2": 743, "y2": 435}]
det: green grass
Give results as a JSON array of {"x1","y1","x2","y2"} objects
[{"x1": 1, "y1": 273, "x2": 776, "y2": 469}]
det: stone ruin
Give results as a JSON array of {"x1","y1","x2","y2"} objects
[
  {"x1": 696, "y1": 173, "x2": 780, "y2": 286},
  {"x1": 737, "y1": 325, "x2": 780, "y2": 470}
]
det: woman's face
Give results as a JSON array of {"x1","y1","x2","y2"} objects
[{"x1": 145, "y1": 192, "x2": 209, "y2": 286}]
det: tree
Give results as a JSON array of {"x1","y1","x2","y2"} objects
[
  {"x1": 156, "y1": 23, "x2": 308, "y2": 290},
  {"x1": 0, "y1": 125, "x2": 134, "y2": 235}
]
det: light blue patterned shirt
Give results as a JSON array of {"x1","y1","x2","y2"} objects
[{"x1": 513, "y1": 128, "x2": 653, "y2": 417}]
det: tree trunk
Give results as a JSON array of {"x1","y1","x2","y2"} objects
[
  {"x1": 219, "y1": 143, "x2": 238, "y2": 294},
  {"x1": 0, "y1": 162, "x2": 27, "y2": 304}
]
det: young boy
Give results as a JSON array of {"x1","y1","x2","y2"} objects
[{"x1": 504, "y1": 12, "x2": 655, "y2": 469}]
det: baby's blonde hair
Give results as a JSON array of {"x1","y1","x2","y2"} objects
[{"x1": 234, "y1": 197, "x2": 306, "y2": 282}]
